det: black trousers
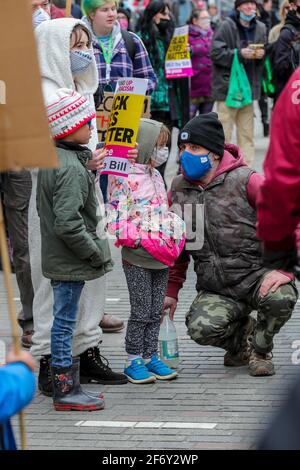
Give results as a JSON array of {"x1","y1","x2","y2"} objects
[{"x1": 2, "y1": 171, "x2": 34, "y2": 330}]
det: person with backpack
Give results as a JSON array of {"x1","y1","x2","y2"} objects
[
  {"x1": 268, "y1": 0, "x2": 290, "y2": 43},
  {"x1": 272, "y1": 0, "x2": 300, "y2": 100},
  {"x1": 81, "y1": 0, "x2": 157, "y2": 95},
  {"x1": 138, "y1": 0, "x2": 190, "y2": 126}
]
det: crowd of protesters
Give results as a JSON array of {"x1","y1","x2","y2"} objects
[{"x1": 1, "y1": 0, "x2": 300, "y2": 443}]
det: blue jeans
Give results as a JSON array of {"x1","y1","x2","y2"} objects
[{"x1": 51, "y1": 280, "x2": 85, "y2": 368}]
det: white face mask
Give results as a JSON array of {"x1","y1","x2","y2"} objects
[
  {"x1": 32, "y1": 8, "x2": 50, "y2": 29},
  {"x1": 151, "y1": 146, "x2": 169, "y2": 167},
  {"x1": 199, "y1": 18, "x2": 211, "y2": 30},
  {"x1": 70, "y1": 49, "x2": 93, "y2": 76}
]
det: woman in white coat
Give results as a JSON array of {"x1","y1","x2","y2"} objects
[{"x1": 30, "y1": 18, "x2": 128, "y2": 396}]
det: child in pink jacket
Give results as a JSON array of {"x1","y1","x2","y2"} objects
[{"x1": 107, "y1": 118, "x2": 186, "y2": 384}]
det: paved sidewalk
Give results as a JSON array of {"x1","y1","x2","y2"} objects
[{"x1": 1, "y1": 126, "x2": 300, "y2": 450}]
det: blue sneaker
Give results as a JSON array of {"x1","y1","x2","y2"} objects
[
  {"x1": 124, "y1": 358, "x2": 156, "y2": 384},
  {"x1": 146, "y1": 355, "x2": 178, "y2": 380}
]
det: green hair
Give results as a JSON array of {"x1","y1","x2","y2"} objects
[{"x1": 81, "y1": 0, "x2": 119, "y2": 17}]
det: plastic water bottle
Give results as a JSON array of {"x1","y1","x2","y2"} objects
[{"x1": 159, "y1": 312, "x2": 179, "y2": 369}]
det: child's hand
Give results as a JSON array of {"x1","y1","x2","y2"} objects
[
  {"x1": 127, "y1": 143, "x2": 138, "y2": 164},
  {"x1": 86, "y1": 148, "x2": 107, "y2": 171},
  {"x1": 6, "y1": 349, "x2": 36, "y2": 372},
  {"x1": 162, "y1": 296, "x2": 178, "y2": 322}
]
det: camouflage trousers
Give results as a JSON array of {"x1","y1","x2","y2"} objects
[{"x1": 186, "y1": 277, "x2": 298, "y2": 354}]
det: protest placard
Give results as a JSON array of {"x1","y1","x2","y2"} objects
[
  {"x1": 66, "y1": 0, "x2": 72, "y2": 17},
  {"x1": 96, "y1": 93, "x2": 151, "y2": 142},
  {"x1": 0, "y1": 0, "x2": 57, "y2": 171},
  {"x1": 101, "y1": 78, "x2": 148, "y2": 177},
  {"x1": 165, "y1": 26, "x2": 193, "y2": 79}
]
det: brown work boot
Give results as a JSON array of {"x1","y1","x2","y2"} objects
[
  {"x1": 248, "y1": 348, "x2": 275, "y2": 377},
  {"x1": 99, "y1": 314, "x2": 125, "y2": 333},
  {"x1": 224, "y1": 316, "x2": 256, "y2": 367},
  {"x1": 21, "y1": 330, "x2": 34, "y2": 349},
  {"x1": 224, "y1": 350, "x2": 249, "y2": 367}
]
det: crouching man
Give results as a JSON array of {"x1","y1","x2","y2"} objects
[{"x1": 164, "y1": 112, "x2": 298, "y2": 376}]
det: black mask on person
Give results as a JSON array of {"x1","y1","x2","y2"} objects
[
  {"x1": 297, "y1": 5, "x2": 300, "y2": 14},
  {"x1": 157, "y1": 19, "x2": 171, "y2": 33}
]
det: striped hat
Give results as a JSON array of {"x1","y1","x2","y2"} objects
[{"x1": 46, "y1": 88, "x2": 96, "y2": 140}]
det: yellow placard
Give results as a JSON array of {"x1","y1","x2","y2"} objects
[
  {"x1": 105, "y1": 93, "x2": 145, "y2": 148},
  {"x1": 165, "y1": 26, "x2": 193, "y2": 79},
  {"x1": 166, "y1": 34, "x2": 189, "y2": 62},
  {"x1": 102, "y1": 77, "x2": 148, "y2": 177},
  {"x1": 96, "y1": 93, "x2": 151, "y2": 142}
]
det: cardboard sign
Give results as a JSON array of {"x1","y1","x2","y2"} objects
[
  {"x1": 101, "y1": 78, "x2": 148, "y2": 177},
  {"x1": 0, "y1": 0, "x2": 58, "y2": 172},
  {"x1": 96, "y1": 92, "x2": 151, "y2": 142},
  {"x1": 165, "y1": 26, "x2": 193, "y2": 79}
]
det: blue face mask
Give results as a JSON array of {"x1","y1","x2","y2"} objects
[
  {"x1": 239, "y1": 11, "x2": 256, "y2": 22},
  {"x1": 180, "y1": 150, "x2": 212, "y2": 180}
]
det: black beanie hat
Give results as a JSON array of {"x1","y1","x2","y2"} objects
[
  {"x1": 117, "y1": 7, "x2": 131, "y2": 23},
  {"x1": 178, "y1": 112, "x2": 225, "y2": 157},
  {"x1": 235, "y1": 0, "x2": 257, "y2": 8}
]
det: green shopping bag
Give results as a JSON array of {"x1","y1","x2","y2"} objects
[{"x1": 225, "y1": 49, "x2": 253, "y2": 108}]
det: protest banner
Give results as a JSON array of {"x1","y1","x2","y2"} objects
[
  {"x1": 101, "y1": 78, "x2": 148, "y2": 177},
  {"x1": 165, "y1": 26, "x2": 193, "y2": 79},
  {"x1": 96, "y1": 93, "x2": 151, "y2": 142},
  {"x1": 0, "y1": 0, "x2": 57, "y2": 172}
]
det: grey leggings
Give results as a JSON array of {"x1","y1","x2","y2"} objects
[{"x1": 123, "y1": 262, "x2": 169, "y2": 358}]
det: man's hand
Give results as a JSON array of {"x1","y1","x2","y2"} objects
[
  {"x1": 259, "y1": 270, "x2": 291, "y2": 297},
  {"x1": 86, "y1": 148, "x2": 107, "y2": 171},
  {"x1": 241, "y1": 48, "x2": 255, "y2": 59},
  {"x1": 255, "y1": 48, "x2": 265, "y2": 59},
  {"x1": 162, "y1": 296, "x2": 178, "y2": 321},
  {"x1": 6, "y1": 349, "x2": 36, "y2": 372}
]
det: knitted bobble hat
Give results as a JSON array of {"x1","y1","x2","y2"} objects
[{"x1": 46, "y1": 88, "x2": 96, "y2": 140}]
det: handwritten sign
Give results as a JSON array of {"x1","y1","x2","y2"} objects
[
  {"x1": 0, "y1": 0, "x2": 57, "y2": 171},
  {"x1": 165, "y1": 26, "x2": 193, "y2": 79},
  {"x1": 101, "y1": 78, "x2": 148, "y2": 177}
]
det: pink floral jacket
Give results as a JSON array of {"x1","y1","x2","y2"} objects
[{"x1": 107, "y1": 163, "x2": 186, "y2": 267}]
